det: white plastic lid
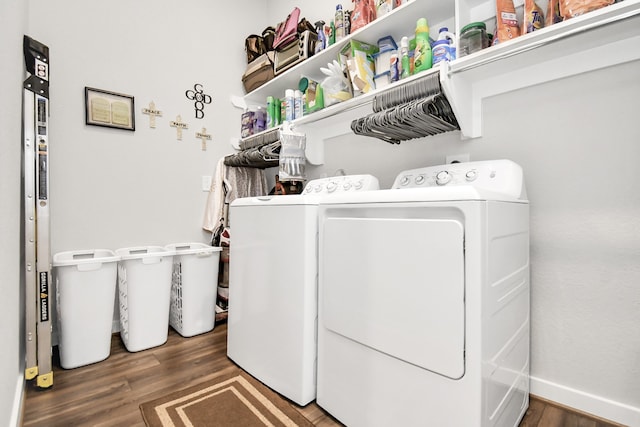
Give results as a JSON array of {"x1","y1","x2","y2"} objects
[
  {"x1": 165, "y1": 242, "x2": 222, "y2": 256},
  {"x1": 115, "y1": 246, "x2": 176, "y2": 260},
  {"x1": 53, "y1": 249, "x2": 119, "y2": 267},
  {"x1": 285, "y1": 89, "x2": 294, "y2": 97}
]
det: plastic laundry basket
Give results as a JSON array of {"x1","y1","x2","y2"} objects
[
  {"x1": 115, "y1": 246, "x2": 175, "y2": 352},
  {"x1": 165, "y1": 243, "x2": 222, "y2": 337},
  {"x1": 53, "y1": 249, "x2": 120, "y2": 369}
]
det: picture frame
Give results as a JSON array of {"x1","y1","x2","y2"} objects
[{"x1": 85, "y1": 87, "x2": 135, "y2": 131}]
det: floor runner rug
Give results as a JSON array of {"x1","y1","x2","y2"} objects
[{"x1": 140, "y1": 368, "x2": 313, "y2": 427}]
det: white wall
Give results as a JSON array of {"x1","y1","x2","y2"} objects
[
  {"x1": 266, "y1": 1, "x2": 640, "y2": 424},
  {"x1": 0, "y1": 1, "x2": 28, "y2": 425},
  {"x1": 27, "y1": 0, "x2": 268, "y2": 254}
]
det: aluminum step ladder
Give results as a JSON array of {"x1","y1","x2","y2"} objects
[{"x1": 23, "y1": 35, "x2": 53, "y2": 389}]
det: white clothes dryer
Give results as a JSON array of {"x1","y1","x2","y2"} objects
[
  {"x1": 316, "y1": 160, "x2": 530, "y2": 427},
  {"x1": 226, "y1": 174, "x2": 379, "y2": 406}
]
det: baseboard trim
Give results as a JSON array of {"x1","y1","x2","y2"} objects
[
  {"x1": 530, "y1": 376, "x2": 640, "y2": 427},
  {"x1": 10, "y1": 372, "x2": 25, "y2": 427}
]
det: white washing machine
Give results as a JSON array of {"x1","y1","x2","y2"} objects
[
  {"x1": 317, "y1": 160, "x2": 530, "y2": 427},
  {"x1": 226, "y1": 174, "x2": 379, "y2": 406}
]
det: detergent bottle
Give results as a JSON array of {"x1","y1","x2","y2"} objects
[
  {"x1": 413, "y1": 18, "x2": 432, "y2": 73},
  {"x1": 437, "y1": 27, "x2": 457, "y2": 60}
]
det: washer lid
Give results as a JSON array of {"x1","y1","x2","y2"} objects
[{"x1": 231, "y1": 194, "x2": 324, "y2": 207}]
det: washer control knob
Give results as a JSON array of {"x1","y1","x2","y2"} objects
[
  {"x1": 326, "y1": 182, "x2": 337, "y2": 192},
  {"x1": 314, "y1": 184, "x2": 323, "y2": 192},
  {"x1": 436, "y1": 170, "x2": 451, "y2": 185},
  {"x1": 465, "y1": 170, "x2": 478, "y2": 182},
  {"x1": 343, "y1": 182, "x2": 352, "y2": 190},
  {"x1": 415, "y1": 175, "x2": 426, "y2": 185},
  {"x1": 304, "y1": 186, "x2": 313, "y2": 194},
  {"x1": 400, "y1": 176, "x2": 410, "y2": 186},
  {"x1": 354, "y1": 180, "x2": 363, "y2": 190}
]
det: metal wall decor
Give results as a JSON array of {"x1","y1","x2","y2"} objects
[{"x1": 185, "y1": 83, "x2": 212, "y2": 119}]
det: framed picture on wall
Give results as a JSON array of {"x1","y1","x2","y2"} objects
[{"x1": 85, "y1": 87, "x2": 135, "y2": 131}]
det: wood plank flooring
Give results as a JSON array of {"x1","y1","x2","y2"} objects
[{"x1": 22, "y1": 323, "x2": 624, "y2": 426}]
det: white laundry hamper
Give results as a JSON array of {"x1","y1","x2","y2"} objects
[
  {"x1": 165, "y1": 243, "x2": 222, "y2": 337},
  {"x1": 115, "y1": 246, "x2": 175, "y2": 352},
  {"x1": 53, "y1": 249, "x2": 120, "y2": 369}
]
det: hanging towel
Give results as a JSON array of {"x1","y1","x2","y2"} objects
[
  {"x1": 203, "y1": 158, "x2": 229, "y2": 234},
  {"x1": 225, "y1": 165, "x2": 268, "y2": 203},
  {"x1": 202, "y1": 158, "x2": 269, "y2": 234}
]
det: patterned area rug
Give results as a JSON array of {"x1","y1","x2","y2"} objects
[{"x1": 139, "y1": 368, "x2": 313, "y2": 427}]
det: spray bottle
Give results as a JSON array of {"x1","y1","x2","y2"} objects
[
  {"x1": 400, "y1": 36, "x2": 410, "y2": 79},
  {"x1": 335, "y1": 4, "x2": 345, "y2": 41},
  {"x1": 413, "y1": 18, "x2": 432, "y2": 73},
  {"x1": 315, "y1": 21, "x2": 326, "y2": 53}
]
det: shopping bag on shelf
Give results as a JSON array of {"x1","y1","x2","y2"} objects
[{"x1": 273, "y1": 7, "x2": 301, "y2": 50}]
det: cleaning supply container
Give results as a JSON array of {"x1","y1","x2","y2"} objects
[
  {"x1": 459, "y1": 22, "x2": 488, "y2": 57},
  {"x1": 116, "y1": 246, "x2": 175, "y2": 352},
  {"x1": 165, "y1": 243, "x2": 222, "y2": 337},
  {"x1": 413, "y1": 18, "x2": 432, "y2": 73},
  {"x1": 53, "y1": 249, "x2": 120, "y2": 369}
]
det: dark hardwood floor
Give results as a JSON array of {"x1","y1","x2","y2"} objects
[{"x1": 22, "y1": 323, "x2": 624, "y2": 426}]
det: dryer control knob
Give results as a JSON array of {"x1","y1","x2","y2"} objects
[
  {"x1": 326, "y1": 182, "x2": 338, "y2": 192},
  {"x1": 436, "y1": 170, "x2": 451, "y2": 185},
  {"x1": 354, "y1": 180, "x2": 363, "y2": 190},
  {"x1": 400, "y1": 176, "x2": 410, "y2": 186},
  {"x1": 415, "y1": 175, "x2": 426, "y2": 185},
  {"x1": 314, "y1": 185, "x2": 323, "y2": 192},
  {"x1": 343, "y1": 182, "x2": 352, "y2": 190},
  {"x1": 465, "y1": 170, "x2": 478, "y2": 181}
]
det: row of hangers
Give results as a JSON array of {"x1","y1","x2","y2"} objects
[{"x1": 352, "y1": 70, "x2": 459, "y2": 144}]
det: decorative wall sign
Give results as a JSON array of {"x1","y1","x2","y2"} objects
[
  {"x1": 142, "y1": 101, "x2": 163, "y2": 128},
  {"x1": 170, "y1": 115, "x2": 188, "y2": 140},
  {"x1": 85, "y1": 87, "x2": 135, "y2": 131},
  {"x1": 185, "y1": 83, "x2": 212, "y2": 119},
  {"x1": 196, "y1": 128, "x2": 212, "y2": 151}
]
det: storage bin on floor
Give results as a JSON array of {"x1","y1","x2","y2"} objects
[
  {"x1": 165, "y1": 243, "x2": 222, "y2": 337},
  {"x1": 116, "y1": 246, "x2": 175, "y2": 352},
  {"x1": 53, "y1": 249, "x2": 120, "y2": 369}
]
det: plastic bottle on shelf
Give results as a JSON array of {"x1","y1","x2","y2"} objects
[
  {"x1": 335, "y1": 5, "x2": 345, "y2": 41},
  {"x1": 266, "y1": 96, "x2": 275, "y2": 128},
  {"x1": 437, "y1": 27, "x2": 457, "y2": 60},
  {"x1": 329, "y1": 20, "x2": 336, "y2": 46},
  {"x1": 284, "y1": 89, "x2": 295, "y2": 122},
  {"x1": 294, "y1": 90, "x2": 304, "y2": 119},
  {"x1": 400, "y1": 36, "x2": 410, "y2": 79},
  {"x1": 413, "y1": 18, "x2": 432, "y2": 73},
  {"x1": 315, "y1": 21, "x2": 326, "y2": 53},
  {"x1": 275, "y1": 98, "x2": 282, "y2": 125}
]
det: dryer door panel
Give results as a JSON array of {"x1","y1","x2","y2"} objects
[{"x1": 321, "y1": 216, "x2": 465, "y2": 379}]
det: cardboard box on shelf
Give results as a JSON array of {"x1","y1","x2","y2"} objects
[{"x1": 340, "y1": 40, "x2": 379, "y2": 95}]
